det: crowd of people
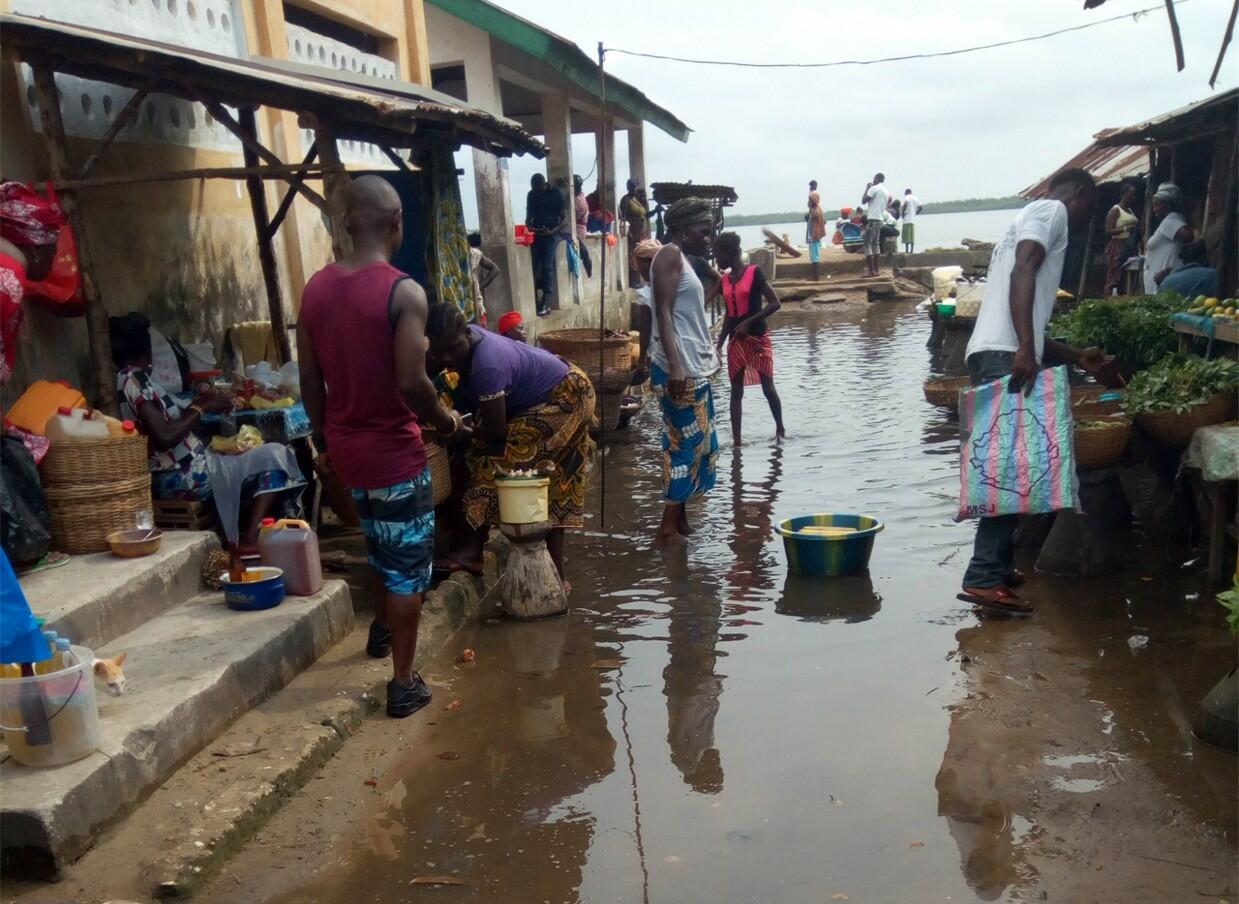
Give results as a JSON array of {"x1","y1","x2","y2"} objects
[{"x1": 802, "y1": 175, "x2": 922, "y2": 279}]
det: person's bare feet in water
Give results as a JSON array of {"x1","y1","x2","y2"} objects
[
  {"x1": 656, "y1": 504, "x2": 688, "y2": 546},
  {"x1": 775, "y1": 425, "x2": 786, "y2": 442},
  {"x1": 676, "y1": 506, "x2": 694, "y2": 536}
]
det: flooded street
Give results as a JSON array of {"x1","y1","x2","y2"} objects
[{"x1": 234, "y1": 302, "x2": 1234, "y2": 904}]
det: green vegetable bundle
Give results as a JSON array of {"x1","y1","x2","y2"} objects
[
  {"x1": 1051, "y1": 294, "x2": 1180, "y2": 370},
  {"x1": 1122, "y1": 355, "x2": 1239, "y2": 415}
]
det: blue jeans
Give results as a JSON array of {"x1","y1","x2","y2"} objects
[
  {"x1": 962, "y1": 351, "x2": 1019, "y2": 589},
  {"x1": 531, "y1": 233, "x2": 560, "y2": 309}
]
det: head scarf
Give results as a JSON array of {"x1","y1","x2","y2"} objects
[
  {"x1": 664, "y1": 198, "x2": 713, "y2": 233},
  {"x1": 1, "y1": 183, "x2": 64, "y2": 248},
  {"x1": 1152, "y1": 182, "x2": 1182, "y2": 208},
  {"x1": 497, "y1": 311, "x2": 523, "y2": 336},
  {"x1": 633, "y1": 239, "x2": 663, "y2": 260}
]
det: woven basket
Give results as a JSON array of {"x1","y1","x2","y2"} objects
[
  {"x1": 923, "y1": 376, "x2": 971, "y2": 409},
  {"x1": 539, "y1": 329, "x2": 632, "y2": 384},
  {"x1": 425, "y1": 442, "x2": 452, "y2": 507},
  {"x1": 1073, "y1": 415, "x2": 1132, "y2": 470},
  {"x1": 40, "y1": 432, "x2": 148, "y2": 486},
  {"x1": 1135, "y1": 392, "x2": 1237, "y2": 448},
  {"x1": 45, "y1": 473, "x2": 154, "y2": 554}
]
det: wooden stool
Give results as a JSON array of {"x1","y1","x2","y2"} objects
[
  {"x1": 498, "y1": 520, "x2": 567, "y2": 620},
  {"x1": 153, "y1": 499, "x2": 217, "y2": 532}
]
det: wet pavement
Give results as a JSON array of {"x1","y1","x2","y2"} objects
[{"x1": 264, "y1": 302, "x2": 1235, "y2": 903}]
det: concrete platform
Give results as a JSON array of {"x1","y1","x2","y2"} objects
[
  {"x1": 0, "y1": 580, "x2": 354, "y2": 876},
  {"x1": 22, "y1": 532, "x2": 220, "y2": 650}
]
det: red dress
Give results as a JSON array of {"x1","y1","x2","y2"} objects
[{"x1": 721, "y1": 264, "x2": 775, "y2": 386}]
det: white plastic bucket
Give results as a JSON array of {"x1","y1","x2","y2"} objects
[
  {"x1": 496, "y1": 477, "x2": 550, "y2": 524},
  {"x1": 0, "y1": 646, "x2": 101, "y2": 767},
  {"x1": 932, "y1": 265, "x2": 964, "y2": 300}
]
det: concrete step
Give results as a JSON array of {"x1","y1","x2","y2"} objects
[
  {"x1": 0, "y1": 580, "x2": 354, "y2": 877},
  {"x1": 22, "y1": 532, "x2": 220, "y2": 650}
]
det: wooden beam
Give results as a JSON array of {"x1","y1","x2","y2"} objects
[
  {"x1": 1210, "y1": 0, "x2": 1239, "y2": 88},
  {"x1": 315, "y1": 127, "x2": 351, "y2": 260},
  {"x1": 74, "y1": 87, "x2": 149, "y2": 181},
  {"x1": 378, "y1": 145, "x2": 412, "y2": 172},
  {"x1": 52, "y1": 164, "x2": 327, "y2": 192},
  {"x1": 239, "y1": 108, "x2": 291, "y2": 365},
  {"x1": 264, "y1": 145, "x2": 318, "y2": 243},
  {"x1": 195, "y1": 94, "x2": 329, "y2": 213},
  {"x1": 1164, "y1": 0, "x2": 1186, "y2": 71},
  {"x1": 31, "y1": 63, "x2": 119, "y2": 415}
]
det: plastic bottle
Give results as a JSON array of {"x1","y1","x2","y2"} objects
[
  {"x1": 259, "y1": 519, "x2": 323, "y2": 596},
  {"x1": 46, "y1": 407, "x2": 109, "y2": 442},
  {"x1": 53, "y1": 638, "x2": 79, "y2": 670},
  {"x1": 34, "y1": 630, "x2": 59, "y2": 674}
]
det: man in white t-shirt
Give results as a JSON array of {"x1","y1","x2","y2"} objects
[
  {"x1": 901, "y1": 188, "x2": 920, "y2": 253},
  {"x1": 959, "y1": 168, "x2": 1105, "y2": 616},
  {"x1": 861, "y1": 172, "x2": 890, "y2": 277}
]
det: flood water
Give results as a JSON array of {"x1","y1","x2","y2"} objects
[{"x1": 271, "y1": 303, "x2": 1236, "y2": 904}]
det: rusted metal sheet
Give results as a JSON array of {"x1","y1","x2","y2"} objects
[
  {"x1": 1094, "y1": 88, "x2": 1238, "y2": 147},
  {"x1": 1020, "y1": 142, "x2": 1148, "y2": 199},
  {"x1": 0, "y1": 13, "x2": 544, "y2": 158}
]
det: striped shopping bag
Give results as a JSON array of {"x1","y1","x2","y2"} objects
[{"x1": 958, "y1": 365, "x2": 1079, "y2": 519}]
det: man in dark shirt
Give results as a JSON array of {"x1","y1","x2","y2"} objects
[{"x1": 525, "y1": 173, "x2": 566, "y2": 315}]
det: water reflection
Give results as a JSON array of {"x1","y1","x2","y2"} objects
[{"x1": 776, "y1": 572, "x2": 882, "y2": 623}]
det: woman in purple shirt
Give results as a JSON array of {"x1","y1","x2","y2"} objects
[{"x1": 426, "y1": 304, "x2": 596, "y2": 586}]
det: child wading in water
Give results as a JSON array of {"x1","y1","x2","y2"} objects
[{"x1": 714, "y1": 232, "x2": 785, "y2": 445}]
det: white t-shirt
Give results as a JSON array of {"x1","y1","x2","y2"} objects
[
  {"x1": 634, "y1": 284, "x2": 652, "y2": 310},
  {"x1": 966, "y1": 200, "x2": 1069, "y2": 365},
  {"x1": 865, "y1": 184, "x2": 890, "y2": 221},
  {"x1": 1143, "y1": 211, "x2": 1187, "y2": 294},
  {"x1": 902, "y1": 194, "x2": 920, "y2": 223}
]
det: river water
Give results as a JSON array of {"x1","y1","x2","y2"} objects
[
  {"x1": 264, "y1": 301, "x2": 1236, "y2": 904},
  {"x1": 731, "y1": 208, "x2": 1020, "y2": 252}
]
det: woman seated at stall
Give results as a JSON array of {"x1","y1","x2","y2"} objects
[
  {"x1": 110, "y1": 315, "x2": 304, "y2": 551},
  {"x1": 424, "y1": 303, "x2": 595, "y2": 588}
]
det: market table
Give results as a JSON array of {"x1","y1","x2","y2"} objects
[
  {"x1": 1171, "y1": 313, "x2": 1239, "y2": 354},
  {"x1": 196, "y1": 400, "x2": 312, "y2": 443}
]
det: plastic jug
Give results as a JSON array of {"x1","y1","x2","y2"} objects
[
  {"x1": 932, "y1": 265, "x2": 965, "y2": 300},
  {"x1": 103, "y1": 416, "x2": 138, "y2": 437},
  {"x1": 46, "y1": 407, "x2": 110, "y2": 442},
  {"x1": 258, "y1": 519, "x2": 322, "y2": 596},
  {"x1": 5, "y1": 380, "x2": 85, "y2": 434}
]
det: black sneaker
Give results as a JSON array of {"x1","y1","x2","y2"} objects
[
  {"x1": 366, "y1": 621, "x2": 392, "y2": 658},
  {"x1": 386, "y1": 674, "x2": 433, "y2": 718}
]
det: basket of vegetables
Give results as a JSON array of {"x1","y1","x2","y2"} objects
[
  {"x1": 1073, "y1": 415, "x2": 1133, "y2": 470},
  {"x1": 1123, "y1": 356, "x2": 1239, "y2": 447},
  {"x1": 1071, "y1": 385, "x2": 1124, "y2": 419}
]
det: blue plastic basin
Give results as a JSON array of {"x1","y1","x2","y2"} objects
[
  {"x1": 776, "y1": 513, "x2": 884, "y2": 577},
  {"x1": 221, "y1": 567, "x2": 286, "y2": 611}
]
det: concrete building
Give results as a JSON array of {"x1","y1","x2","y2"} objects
[{"x1": 423, "y1": 0, "x2": 690, "y2": 338}]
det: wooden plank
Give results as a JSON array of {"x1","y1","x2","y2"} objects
[
  {"x1": 378, "y1": 145, "x2": 412, "y2": 172},
  {"x1": 239, "y1": 107, "x2": 291, "y2": 365},
  {"x1": 74, "y1": 87, "x2": 148, "y2": 181},
  {"x1": 264, "y1": 145, "x2": 318, "y2": 242},
  {"x1": 315, "y1": 128, "x2": 351, "y2": 260},
  {"x1": 52, "y1": 163, "x2": 327, "y2": 191},
  {"x1": 31, "y1": 63, "x2": 119, "y2": 415}
]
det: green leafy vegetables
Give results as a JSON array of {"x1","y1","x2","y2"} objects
[
  {"x1": 1050, "y1": 294, "x2": 1181, "y2": 369},
  {"x1": 1122, "y1": 356, "x2": 1239, "y2": 415}
]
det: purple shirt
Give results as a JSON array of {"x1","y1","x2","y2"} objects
[{"x1": 468, "y1": 325, "x2": 569, "y2": 415}]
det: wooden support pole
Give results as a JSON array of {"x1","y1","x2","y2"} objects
[
  {"x1": 239, "y1": 108, "x2": 291, "y2": 364},
  {"x1": 315, "y1": 128, "x2": 351, "y2": 260},
  {"x1": 378, "y1": 145, "x2": 412, "y2": 172},
  {"x1": 74, "y1": 88, "x2": 149, "y2": 181},
  {"x1": 53, "y1": 163, "x2": 327, "y2": 192},
  {"x1": 265, "y1": 145, "x2": 318, "y2": 243},
  {"x1": 31, "y1": 64, "x2": 119, "y2": 415}
]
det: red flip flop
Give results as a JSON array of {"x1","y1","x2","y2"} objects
[{"x1": 957, "y1": 585, "x2": 1034, "y2": 616}]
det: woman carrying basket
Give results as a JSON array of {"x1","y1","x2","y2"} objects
[{"x1": 425, "y1": 303, "x2": 595, "y2": 588}]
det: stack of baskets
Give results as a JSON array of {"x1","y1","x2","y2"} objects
[
  {"x1": 1074, "y1": 415, "x2": 1133, "y2": 469},
  {"x1": 40, "y1": 432, "x2": 153, "y2": 554},
  {"x1": 538, "y1": 328, "x2": 634, "y2": 429}
]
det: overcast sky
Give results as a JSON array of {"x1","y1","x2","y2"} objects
[{"x1": 461, "y1": 0, "x2": 1233, "y2": 220}]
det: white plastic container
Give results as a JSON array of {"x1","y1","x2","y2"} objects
[
  {"x1": 932, "y1": 265, "x2": 965, "y2": 300},
  {"x1": 496, "y1": 477, "x2": 550, "y2": 525},
  {"x1": 45, "y1": 407, "x2": 110, "y2": 442},
  {"x1": 0, "y1": 645, "x2": 100, "y2": 767}
]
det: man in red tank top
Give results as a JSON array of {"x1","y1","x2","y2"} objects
[{"x1": 298, "y1": 176, "x2": 465, "y2": 718}]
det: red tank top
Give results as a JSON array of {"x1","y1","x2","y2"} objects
[{"x1": 299, "y1": 261, "x2": 426, "y2": 490}]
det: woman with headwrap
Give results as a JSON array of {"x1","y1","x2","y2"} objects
[
  {"x1": 0, "y1": 183, "x2": 65, "y2": 383},
  {"x1": 649, "y1": 198, "x2": 720, "y2": 545},
  {"x1": 1143, "y1": 182, "x2": 1193, "y2": 294}
]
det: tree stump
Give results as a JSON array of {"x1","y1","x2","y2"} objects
[{"x1": 498, "y1": 520, "x2": 567, "y2": 620}]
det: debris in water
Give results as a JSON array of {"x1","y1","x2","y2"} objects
[
  {"x1": 590, "y1": 658, "x2": 626, "y2": 670},
  {"x1": 363, "y1": 778, "x2": 377, "y2": 787},
  {"x1": 832, "y1": 894, "x2": 849, "y2": 900},
  {"x1": 1185, "y1": 592, "x2": 1199, "y2": 601},
  {"x1": 437, "y1": 752, "x2": 461, "y2": 761},
  {"x1": 457, "y1": 648, "x2": 476, "y2": 663},
  {"x1": 1127, "y1": 635, "x2": 1150, "y2": 650},
  {"x1": 410, "y1": 875, "x2": 473, "y2": 887},
  {"x1": 909, "y1": 841, "x2": 925, "y2": 848},
  {"x1": 663, "y1": 855, "x2": 682, "y2": 864},
  {"x1": 446, "y1": 699, "x2": 462, "y2": 711}
]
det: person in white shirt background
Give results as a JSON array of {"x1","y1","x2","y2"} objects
[
  {"x1": 861, "y1": 173, "x2": 890, "y2": 277},
  {"x1": 958, "y1": 168, "x2": 1106, "y2": 616},
  {"x1": 901, "y1": 188, "x2": 921, "y2": 253},
  {"x1": 1143, "y1": 182, "x2": 1194, "y2": 294}
]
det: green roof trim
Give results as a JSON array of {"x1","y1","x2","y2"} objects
[{"x1": 427, "y1": 0, "x2": 690, "y2": 143}]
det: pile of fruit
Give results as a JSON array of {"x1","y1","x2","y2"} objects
[{"x1": 1183, "y1": 296, "x2": 1239, "y2": 321}]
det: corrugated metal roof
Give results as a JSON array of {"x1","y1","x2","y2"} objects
[
  {"x1": 0, "y1": 12, "x2": 544, "y2": 158},
  {"x1": 1020, "y1": 142, "x2": 1147, "y2": 199},
  {"x1": 1095, "y1": 87, "x2": 1238, "y2": 146},
  {"x1": 427, "y1": 0, "x2": 691, "y2": 143}
]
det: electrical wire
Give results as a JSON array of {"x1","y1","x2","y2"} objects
[{"x1": 605, "y1": 0, "x2": 1190, "y2": 69}]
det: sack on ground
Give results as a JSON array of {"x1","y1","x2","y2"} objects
[{"x1": 958, "y1": 365, "x2": 1079, "y2": 519}]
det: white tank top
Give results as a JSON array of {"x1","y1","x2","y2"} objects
[{"x1": 650, "y1": 251, "x2": 717, "y2": 378}]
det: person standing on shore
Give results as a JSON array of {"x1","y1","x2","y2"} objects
[
  {"x1": 861, "y1": 173, "x2": 890, "y2": 277},
  {"x1": 901, "y1": 188, "x2": 920, "y2": 253},
  {"x1": 525, "y1": 173, "x2": 565, "y2": 315},
  {"x1": 573, "y1": 175, "x2": 593, "y2": 279},
  {"x1": 958, "y1": 168, "x2": 1105, "y2": 616},
  {"x1": 650, "y1": 198, "x2": 720, "y2": 546},
  {"x1": 299, "y1": 175, "x2": 464, "y2": 718},
  {"x1": 806, "y1": 180, "x2": 827, "y2": 280},
  {"x1": 714, "y1": 232, "x2": 785, "y2": 445}
]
